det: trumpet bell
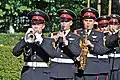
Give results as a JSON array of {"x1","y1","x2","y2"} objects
[{"x1": 25, "y1": 31, "x2": 36, "y2": 43}]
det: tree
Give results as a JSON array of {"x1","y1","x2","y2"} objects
[
  {"x1": 0, "y1": 0, "x2": 109, "y2": 33},
  {"x1": 0, "y1": 0, "x2": 32, "y2": 33}
]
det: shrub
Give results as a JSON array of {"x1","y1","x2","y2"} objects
[
  {"x1": 0, "y1": 33, "x2": 24, "y2": 46},
  {"x1": 0, "y1": 46, "x2": 23, "y2": 80},
  {"x1": 0, "y1": 33, "x2": 50, "y2": 46}
]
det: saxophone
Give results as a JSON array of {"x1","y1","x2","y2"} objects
[{"x1": 76, "y1": 29, "x2": 89, "y2": 70}]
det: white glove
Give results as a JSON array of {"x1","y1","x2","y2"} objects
[{"x1": 34, "y1": 32, "x2": 43, "y2": 44}]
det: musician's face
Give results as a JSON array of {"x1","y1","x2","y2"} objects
[
  {"x1": 100, "y1": 26, "x2": 109, "y2": 32},
  {"x1": 83, "y1": 19, "x2": 95, "y2": 29},
  {"x1": 32, "y1": 20, "x2": 45, "y2": 33},
  {"x1": 60, "y1": 20, "x2": 73, "y2": 30},
  {"x1": 109, "y1": 25, "x2": 119, "y2": 31}
]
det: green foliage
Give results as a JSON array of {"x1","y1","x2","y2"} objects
[
  {"x1": 0, "y1": 0, "x2": 109, "y2": 32},
  {"x1": 0, "y1": 33, "x2": 50, "y2": 46},
  {"x1": 101, "y1": 0, "x2": 109, "y2": 15},
  {"x1": 0, "y1": 46, "x2": 23, "y2": 80},
  {"x1": 0, "y1": 33, "x2": 24, "y2": 46},
  {"x1": 4, "y1": 0, "x2": 32, "y2": 16}
]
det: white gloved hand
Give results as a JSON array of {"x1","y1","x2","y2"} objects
[{"x1": 34, "y1": 32, "x2": 43, "y2": 44}]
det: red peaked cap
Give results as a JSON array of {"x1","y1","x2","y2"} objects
[
  {"x1": 57, "y1": 9, "x2": 77, "y2": 19},
  {"x1": 81, "y1": 7, "x2": 99, "y2": 20},
  {"x1": 109, "y1": 19, "x2": 119, "y2": 23},
  {"x1": 60, "y1": 14, "x2": 72, "y2": 19},
  {"x1": 97, "y1": 15, "x2": 111, "y2": 24},
  {"x1": 98, "y1": 20, "x2": 109, "y2": 24},
  {"x1": 109, "y1": 14, "x2": 120, "y2": 25},
  {"x1": 96, "y1": 15, "x2": 111, "y2": 27},
  {"x1": 32, "y1": 16, "x2": 45, "y2": 21},
  {"x1": 110, "y1": 14, "x2": 120, "y2": 19},
  {"x1": 27, "y1": 10, "x2": 50, "y2": 21},
  {"x1": 83, "y1": 12, "x2": 96, "y2": 19}
]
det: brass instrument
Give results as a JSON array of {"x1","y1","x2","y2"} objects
[
  {"x1": 76, "y1": 29, "x2": 89, "y2": 70},
  {"x1": 24, "y1": 28, "x2": 36, "y2": 43},
  {"x1": 51, "y1": 26, "x2": 65, "y2": 42}
]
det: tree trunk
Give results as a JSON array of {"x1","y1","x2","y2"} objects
[
  {"x1": 87, "y1": 0, "x2": 91, "y2": 7},
  {"x1": 97, "y1": 0, "x2": 101, "y2": 16},
  {"x1": 108, "y1": 0, "x2": 112, "y2": 15}
]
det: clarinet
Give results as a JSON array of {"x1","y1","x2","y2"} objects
[{"x1": 56, "y1": 26, "x2": 65, "y2": 52}]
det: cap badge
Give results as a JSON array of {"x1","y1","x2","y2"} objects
[
  {"x1": 103, "y1": 16, "x2": 106, "y2": 18},
  {"x1": 113, "y1": 15, "x2": 116, "y2": 17},
  {"x1": 35, "y1": 11, "x2": 40, "y2": 14},
  {"x1": 88, "y1": 9, "x2": 91, "y2": 11},
  {"x1": 63, "y1": 10, "x2": 68, "y2": 13}
]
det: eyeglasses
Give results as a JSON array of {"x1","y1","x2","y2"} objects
[
  {"x1": 59, "y1": 18, "x2": 72, "y2": 22},
  {"x1": 32, "y1": 20, "x2": 45, "y2": 25}
]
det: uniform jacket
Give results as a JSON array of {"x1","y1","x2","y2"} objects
[
  {"x1": 105, "y1": 33, "x2": 120, "y2": 70},
  {"x1": 106, "y1": 33, "x2": 119, "y2": 48},
  {"x1": 75, "y1": 28, "x2": 110, "y2": 74},
  {"x1": 49, "y1": 31, "x2": 82, "y2": 78},
  {"x1": 12, "y1": 36, "x2": 59, "y2": 74}
]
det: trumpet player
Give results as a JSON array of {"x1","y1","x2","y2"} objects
[
  {"x1": 12, "y1": 10, "x2": 59, "y2": 80},
  {"x1": 49, "y1": 9, "x2": 82, "y2": 80},
  {"x1": 74, "y1": 8, "x2": 110, "y2": 80}
]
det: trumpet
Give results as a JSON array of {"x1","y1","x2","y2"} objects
[
  {"x1": 24, "y1": 28, "x2": 36, "y2": 43},
  {"x1": 51, "y1": 26, "x2": 65, "y2": 42},
  {"x1": 58, "y1": 26, "x2": 65, "y2": 43}
]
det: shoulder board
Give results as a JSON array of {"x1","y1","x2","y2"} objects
[
  {"x1": 72, "y1": 32, "x2": 80, "y2": 36},
  {"x1": 75, "y1": 28, "x2": 82, "y2": 31},
  {"x1": 73, "y1": 28, "x2": 82, "y2": 34},
  {"x1": 94, "y1": 29, "x2": 103, "y2": 34},
  {"x1": 44, "y1": 36, "x2": 52, "y2": 38},
  {"x1": 94, "y1": 29, "x2": 101, "y2": 32}
]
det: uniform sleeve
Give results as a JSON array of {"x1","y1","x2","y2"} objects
[
  {"x1": 89, "y1": 33, "x2": 111, "y2": 55},
  {"x1": 12, "y1": 39, "x2": 26, "y2": 57},
  {"x1": 90, "y1": 44, "x2": 112, "y2": 55},
  {"x1": 63, "y1": 36, "x2": 82, "y2": 57},
  {"x1": 105, "y1": 33, "x2": 119, "y2": 48},
  {"x1": 40, "y1": 38, "x2": 61, "y2": 58}
]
